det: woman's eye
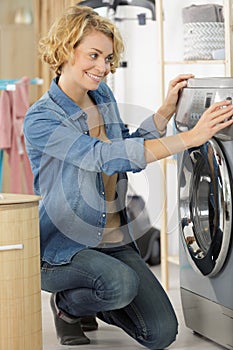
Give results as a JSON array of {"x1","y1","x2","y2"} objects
[
  {"x1": 106, "y1": 55, "x2": 113, "y2": 63},
  {"x1": 90, "y1": 53, "x2": 98, "y2": 59}
]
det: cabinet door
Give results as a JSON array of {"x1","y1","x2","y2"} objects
[{"x1": 0, "y1": 24, "x2": 36, "y2": 101}]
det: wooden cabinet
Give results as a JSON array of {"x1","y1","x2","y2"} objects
[{"x1": 0, "y1": 194, "x2": 42, "y2": 350}]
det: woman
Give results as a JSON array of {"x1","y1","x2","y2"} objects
[{"x1": 23, "y1": 5, "x2": 233, "y2": 348}]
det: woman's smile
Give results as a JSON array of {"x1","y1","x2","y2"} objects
[{"x1": 86, "y1": 71, "x2": 104, "y2": 83}]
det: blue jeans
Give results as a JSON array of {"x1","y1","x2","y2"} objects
[{"x1": 41, "y1": 244, "x2": 178, "y2": 349}]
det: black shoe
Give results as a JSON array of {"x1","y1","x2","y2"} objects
[
  {"x1": 81, "y1": 316, "x2": 98, "y2": 332},
  {"x1": 50, "y1": 293, "x2": 90, "y2": 346}
]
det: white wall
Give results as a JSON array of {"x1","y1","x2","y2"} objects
[{"x1": 113, "y1": 6, "x2": 165, "y2": 234}]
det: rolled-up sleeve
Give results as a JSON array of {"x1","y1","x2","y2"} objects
[
  {"x1": 137, "y1": 115, "x2": 167, "y2": 139},
  {"x1": 97, "y1": 137, "x2": 146, "y2": 175}
]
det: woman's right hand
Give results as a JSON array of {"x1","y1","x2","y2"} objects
[
  {"x1": 189, "y1": 100, "x2": 233, "y2": 147},
  {"x1": 144, "y1": 100, "x2": 233, "y2": 164}
]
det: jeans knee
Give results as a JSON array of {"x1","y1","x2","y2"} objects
[
  {"x1": 138, "y1": 317, "x2": 178, "y2": 349},
  {"x1": 156, "y1": 320, "x2": 178, "y2": 349},
  {"x1": 97, "y1": 267, "x2": 140, "y2": 309}
]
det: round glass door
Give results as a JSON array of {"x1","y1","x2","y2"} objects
[{"x1": 179, "y1": 139, "x2": 232, "y2": 277}]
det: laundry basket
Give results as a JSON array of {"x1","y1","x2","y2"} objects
[
  {"x1": 183, "y1": 22, "x2": 225, "y2": 60},
  {"x1": 182, "y1": 4, "x2": 225, "y2": 60},
  {"x1": 0, "y1": 193, "x2": 42, "y2": 350}
]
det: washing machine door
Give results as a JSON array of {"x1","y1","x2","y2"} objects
[{"x1": 179, "y1": 138, "x2": 232, "y2": 277}]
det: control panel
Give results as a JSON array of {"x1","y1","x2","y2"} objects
[{"x1": 175, "y1": 87, "x2": 233, "y2": 141}]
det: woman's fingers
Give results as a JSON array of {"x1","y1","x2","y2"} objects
[
  {"x1": 204, "y1": 104, "x2": 233, "y2": 135},
  {"x1": 211, "y1": 110, "x2": 233, "y2": 130},
  {"x1": 165, "y1": 75, "x2": 194, "y2": 106},
  {"x1": 168, "y1": 74, "x2": 194, "y2": 94},
  {"x1": 169, "y1": 74, "x2": 194, "y2": 87},
  {"x1": 194, "y1": 101, "x2": 233, "y2": 141},
  {"x1": 217, "y1": 117, "x2": 233, "y2": 129},
  {"x1": 171, "y1": 80, "x2": 188, "y2": 93},
  {"x1": 205, "y1": 100, "x2": 232, "y2": 114},
  {"x1": 202, "y1": 101, "x2": 233, "y2": 125},
  {"x1": 208, "y1": 105, "x2": 233, "y2": 125}
]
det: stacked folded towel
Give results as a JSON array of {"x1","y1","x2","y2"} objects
[{"x1": 182, "y1": 4, "x2": 224, "y2": 23}]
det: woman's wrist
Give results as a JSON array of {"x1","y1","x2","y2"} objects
[
  {"x1": 144, "y1": 131, "x2": 193, "y2": 163},
  {"x1": 153, "y1": 106, "x2": 173, "y2": 134},
  {"x1": 179, "y1": 129, "x2": 200, "y2": 149}
]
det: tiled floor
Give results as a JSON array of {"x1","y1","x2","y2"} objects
[{"x1": 42, "y1": 263, "x2": 224, "y2": 350}]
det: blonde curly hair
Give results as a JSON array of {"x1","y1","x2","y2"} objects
[{"x1": 39, "y1": 5, "x2": 124, "y2": 75}]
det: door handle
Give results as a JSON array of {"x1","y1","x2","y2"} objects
[{"x1": 0, "y1": 244, "x2": 24, "y2": 251}]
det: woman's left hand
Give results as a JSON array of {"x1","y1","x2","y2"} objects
[
  {"x1": 162, "y1": 73, "x2": 194, "y2": 119},
  {"x1": 154, "y1": 74, "x2": 194, "y2": 133}
]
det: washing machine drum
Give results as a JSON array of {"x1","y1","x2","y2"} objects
[{"x1": 179, "y1": 138, "x2": 232, "y2": 277}]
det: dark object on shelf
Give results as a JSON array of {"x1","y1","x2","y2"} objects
[{"x1": 119, "y1": 61, "x2": 128, "y2": 68}]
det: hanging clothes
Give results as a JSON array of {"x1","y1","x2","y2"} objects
[
  {"x1": 0, "y1": 77, "x2": 34, "y2": 194},
  {"x1": 0, "y1": 150, "x2": 3, "y2": 192}
]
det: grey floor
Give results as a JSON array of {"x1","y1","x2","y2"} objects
[{"x1": 42, "y1": 263, "x2": 224, "y2": 350}]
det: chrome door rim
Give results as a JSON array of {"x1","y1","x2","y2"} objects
[{"x1": 179, "y1": 139, "x2": 232, "y2": 277}]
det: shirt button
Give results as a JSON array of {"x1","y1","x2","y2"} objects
[
  {"x1": 102, "y1": 191, "x2": 105, "y2": 195},
  {"x1": 102, "y1": 213, "x2": 106, "y2": 218},
  {"x1": 84, "y1": 131, "x2": 88, "y2": 134},
  {"x1": 97, "y1": 232, "x2": 102, "y2": 236}
]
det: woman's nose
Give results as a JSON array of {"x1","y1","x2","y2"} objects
[{"x1": 96, "y1": 58, "x2": 109, "y2": 73}]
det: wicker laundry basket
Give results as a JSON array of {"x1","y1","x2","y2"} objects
[
  {"x1": 0, "y1": 193, "x2": 42, "y2": 350},
  {"x1": 183, "y1": 22, "x2": 225, "y2": 60}
]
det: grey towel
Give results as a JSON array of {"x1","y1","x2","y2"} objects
[{"x1": 182, "y1": 4, "x2": 224, "y2": 23}]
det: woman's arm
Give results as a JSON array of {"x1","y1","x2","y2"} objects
[{"x1": 145, "y1": 100, "x2": 233, "y2": 163}]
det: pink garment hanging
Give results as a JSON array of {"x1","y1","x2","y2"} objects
[{"x1": 0, "y1": 77, "x2": 34, "y2": 194}]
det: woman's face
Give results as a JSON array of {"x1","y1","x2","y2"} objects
[{"x1": 61, "y1": 30, "x2": 114, "y2": 93}]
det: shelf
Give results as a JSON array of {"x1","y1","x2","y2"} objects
[{"x1": 165, "y1": 60, "x2": 226, "y2": 65}]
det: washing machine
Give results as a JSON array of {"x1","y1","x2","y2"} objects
[{"x1": 175, "y1": 77, "x2": 233, "y2": 349}]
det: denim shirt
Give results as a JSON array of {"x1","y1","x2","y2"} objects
[{"x1": 24, "y1": 77, "x2": 164, "y2": 265}]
